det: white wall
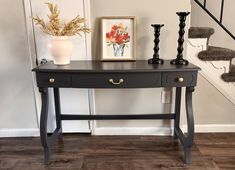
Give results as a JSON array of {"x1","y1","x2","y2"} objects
[
  {"x1": 194, "y1": 75, "x2": 235, "y2": 124},
  {"x1": 0, "y1": 0, "x2": 38, "y2": 136},
  {"x1": 91, "y1": 0, "x2": 191, "y2": 134},
  {"x1": 29, "y1": 0, "x2": 91, "y2": 133},
  {"x1": 0, "y1": 0, "x2": 92, "y2": 137}
]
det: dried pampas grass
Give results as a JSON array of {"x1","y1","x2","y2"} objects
[{"x1": 33, "y1": 2, "x2": 91, "y2": 36}]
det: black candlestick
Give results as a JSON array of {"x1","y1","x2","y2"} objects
[
  {"x1": 171, "y1": 12, "x2": 190, "y2": 65},
  {"x1": 148, "y1": 24, "x2": 164, "y2": 64}
]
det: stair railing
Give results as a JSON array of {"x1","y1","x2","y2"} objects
[{"x1": 194, "y1": 0, "x2": 235, "y2": 40}]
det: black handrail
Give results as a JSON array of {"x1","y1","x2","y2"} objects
[{"x1": 194, "y1": 0, "x2": 235, "y2": 40}]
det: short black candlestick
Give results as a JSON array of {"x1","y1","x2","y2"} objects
[
  {"x1": 171, "y1": 12, "x2": 190, "y2": 65},
  {"x1": 148, "y1": 24, "x2": 164, "y2": 64}
]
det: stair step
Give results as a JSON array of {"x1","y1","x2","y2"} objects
[
  {"x1": 188, "y1": 27, "x2": 215, "y2": 39},
  {"x1": 221, "y1": 72, "x2": 235, "y2": 82},
  {"x1": 198, "y1": 46, "x2": 235, "y2": 61}
]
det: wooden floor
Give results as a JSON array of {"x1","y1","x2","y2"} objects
[{"x1": 0, "y1": 133, "x2": 235, "y2": 170}]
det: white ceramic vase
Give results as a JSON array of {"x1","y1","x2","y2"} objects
[{"x1": 48, "y1": 36, "x2": 73, "y2": 65}]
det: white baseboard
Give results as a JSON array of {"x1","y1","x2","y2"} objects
[
  {"x1": 94, "y1": 124, "x2": 235, "y2": 136},
  {"x1": 93, "y1": 127, "x2": 174, "y2": 136},
  {"x1": 182, "y1": 124, "x2": 235, "y2": 133},
  {"x1": 1, "y1": 124, "x2": 234, "y2": 138},
  {"x1": 0, "y1": 128, "x2": 40, "y2": 137}
]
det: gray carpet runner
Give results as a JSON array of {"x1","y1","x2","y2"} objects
[
  {"x1": 221, "y1": 65, "x2": 235, "y2": 82},
  {"x1": 188, "y1": 27, "x2": 215, "y2": 39},
  {"x1": 198, "y1": 46, "x2": 235, "y2": 61}
]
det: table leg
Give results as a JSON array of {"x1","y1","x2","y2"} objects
[
  {"x1": 39, "y1": 87, "x2": 50, "y2": 164},
  {"x1": 173, "y1": 86, "x2": 195, "y2": 164},
  {"x1": 183, "y1": 86, "x2": 195, "y2": 164},
  {"x1": 174, "y1": 87, "x2": 182, "y2": 139},
  {"x1": 54, "y1": 88, "x2": 63, "y2": 138},
  {"x1": 39, "y1": 87, "x2": 63, "y2": 165}
]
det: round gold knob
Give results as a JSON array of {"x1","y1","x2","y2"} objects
[
  {"x1": 178, "y1": 77, "x2": 184, "y2": 83},
  {"x1": 49, "y1": 78, "x2": 55, "y2": 83}
]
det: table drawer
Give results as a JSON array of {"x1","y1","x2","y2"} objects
[
  {"x1": 162, "y1": 72, "x2": 197, "y2": 87},
  {"x1": 36, "y1": 73, "x2": 71, "y2": 87},
  {"x1": 72, "y1": 73, "x2": 161, "y2": 88}
]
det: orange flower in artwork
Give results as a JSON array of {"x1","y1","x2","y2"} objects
[
  {"x1": 112, "y1": 25, "x2": 118, "y2": 30},
  {"x1": 106, "y1": 23, "x2": 130, "y2": 45}
]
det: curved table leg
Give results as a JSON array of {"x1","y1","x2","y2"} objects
[
  {"x1": 39, "y1": 87, "x2": 63, "y2": 165},
  {"x1": 54, "y1": 88, "x2": 63, "y2": 139},
  {"x1": 39, "y1": 87, "x2": 50, "y2": 164},
  {"x1": 173, "y1": 86, "x2": 195, "y2": 164},
  {"x1": 174, "y1": 87, "x2": 182, "y2": 139},
  {"x1": 184, "y1": 86, "x2": 195, "y2": 164}
]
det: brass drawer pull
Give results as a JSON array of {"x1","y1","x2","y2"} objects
[
  {"x1": 177, "y1": 77, "x2": 184, "y2": 83},
  {"x1": 49, "y1": 78, "x2": 55, "y2": 83},
  {"x1": 108, "y1": 78, "x2": 124, "y2": 85}
]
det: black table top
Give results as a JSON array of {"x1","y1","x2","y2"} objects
[{"x1": 32, "y1": 60, "x2": 201, "y2": 73}]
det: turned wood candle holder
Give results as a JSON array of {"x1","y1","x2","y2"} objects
[
  {"x1": 171, "y1": 12, "x2": 190, "y2": 65},
  {"x1": 148, "y1": 24, "x2": 164, "y2": 64}
]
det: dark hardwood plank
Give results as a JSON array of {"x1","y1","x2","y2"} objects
[
  {"x1": 195, "y1": 133, "x2": 235, "y2": 170},
  {"x1": 1, "y1": 133, "x2": 234, "y2": 170}
]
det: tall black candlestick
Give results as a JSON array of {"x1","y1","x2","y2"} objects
[
  {"x1": 148, "y1": 24, "x2": 164, "y2": 64},
  {"x1": 171, "y1": 12, "x2": 190, "y2": 65}
]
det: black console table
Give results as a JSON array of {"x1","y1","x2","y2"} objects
[{"x1": 33, "y1": 60, "x2": 200, "y2": 165}]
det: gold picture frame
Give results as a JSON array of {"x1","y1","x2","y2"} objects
[{"x1": 100, "y1": 16, "x2": 136, "y2": 61}]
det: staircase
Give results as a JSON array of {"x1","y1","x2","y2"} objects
[
  {"x1": 187, "y1": 0, "x2": 235, "y2": 104},
  {"x1": 187, "y1": 27, "x2": 235, "y2": 104},
  {"x1": 198, "y1": 45, "x2": 235, "y2": 83},
  {"x1": 193, "y1": 0, "x2": 235, "y2": 40}
]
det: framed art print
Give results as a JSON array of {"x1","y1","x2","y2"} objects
[{"x1": 100, "y1": 16, "x2": 136, "y2": 61}]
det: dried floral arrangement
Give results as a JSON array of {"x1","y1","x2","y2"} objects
[{"x1": 33, "y1": 3, "x2": 91, "y2": 36}]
